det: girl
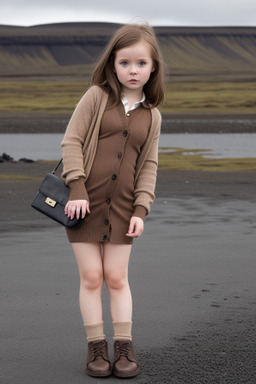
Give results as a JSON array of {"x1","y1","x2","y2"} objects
[{"x1": 61, "y1": 23, "x2": 164, "y2": 378}]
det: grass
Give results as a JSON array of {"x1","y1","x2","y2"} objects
[
  {"x1": 0, "y1": 152, "x2": 255, "y2": 184},
  {"x1": 0, "y1": 79, "x2": 256, "y2": 114},
  {"x1": 162, "y1": 82, "x2": 256, "y2": 113},
  {"x1": 0, "y1": 174, "x2": 41, "y2": 181},
  {"x1": 158, "y1": 148, "x2": 256, "y2": 171},
  {"x1": 0, "y1": 80, "x2": 88, "y2": 113}
]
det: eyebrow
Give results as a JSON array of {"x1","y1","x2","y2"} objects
[{"x1": 118, "y1": 57, "x2": 149, "y2": 61}]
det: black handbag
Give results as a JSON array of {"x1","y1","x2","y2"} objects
[{"x1": 31, "y1": 159, "x2": 81, "y2": 228}]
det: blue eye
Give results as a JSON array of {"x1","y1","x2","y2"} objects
[
  {"x1": 121, "y1": 61, "x2": 128, "y2": 67},
  {"x1": 139, "y1": 61, "x2": 146, "y2": 67}
]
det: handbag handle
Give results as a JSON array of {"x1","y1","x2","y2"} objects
[{"x1": 52, "y1": 158, "x2": 63, "y2": 174}]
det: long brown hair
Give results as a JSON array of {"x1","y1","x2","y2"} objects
[{"x1": 91, "y1": 24, "x2": 165, "y2": 107}]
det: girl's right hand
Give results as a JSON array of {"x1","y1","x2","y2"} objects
[{"x1": 65, "y1": 200, "x2": 90, "y2": 220}]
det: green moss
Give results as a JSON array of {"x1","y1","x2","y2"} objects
[
  {"x1": 0, "y1": 81, "x2": 88, "y2": 113},
  {"x1": 158, "y1": 148, "x2": 256, "y2": 171},
  {"x1": 160, "y1": 82, "x2": 256, "y2": 113},
  {"x1": 0, "y1": 80, "x2": 256, "y2": 114},
  {"x1": 0, "y1": 174, "x2": 41, "y2": 181}
]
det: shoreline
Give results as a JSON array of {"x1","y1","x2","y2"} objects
[
  {"x1": 1, "y1": 161, "x2": 256, "y2": 234},
  {"x1": 1, "y1": 112, "x2": 256, "y2": 134}
]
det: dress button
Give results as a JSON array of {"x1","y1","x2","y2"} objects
[
  {"x1": 127, "y1": 113, "x2": 131, "y2": 117},
  {"x1": 117, "y1": 152, "x2": 122, "y2": 159},
  {"x1": 112, "y1": 174, "x2": 117, "y2": 180},
  {"x1": 104, "y1": 219, "x2": 109, "y2": 225},
  {"x1": 106, "y1": 198, "x2": 111, "y2": 204},
  {"x1": 123, "y1": 130, "x2": 128, "y2": 137},
  {"x1": 102, "y1": 234, "x2": 108, "y2": 241}
]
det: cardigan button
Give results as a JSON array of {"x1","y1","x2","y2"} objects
[
  {"x1": 117, "y1": 152, "x2": 122, "y2": 159},
  {"x1": 106, "y1": 198, "x2": 111, "y2": 204},
  {"x1": 102, "y1": 234, "x2": 108, "y2": 241},
  {"x1": 123, "y1": 130, "x2": 128, "y2": 137},
  {"x1": 104, "y1": 219, "x2": 109, "y2": 225},
  {"x1": 112, "y1": 174, "x2": 117, "y2": 180}
]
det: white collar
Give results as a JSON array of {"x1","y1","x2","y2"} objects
[{"x1": 121, "y1": 93, "x2": 145, "y2": 114}]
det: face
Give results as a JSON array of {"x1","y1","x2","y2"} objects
[{"x1": 114, "y1": 41, "x2": 155, "y2": 95}]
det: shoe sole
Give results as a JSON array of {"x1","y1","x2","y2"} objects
[
  {"x1": 113, "y1": 367, "x2": 140, "y2": 378},
  {"x1": 86, "y1": 369, "x2": 112, "y2": 377}
]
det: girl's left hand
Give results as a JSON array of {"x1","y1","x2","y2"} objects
[
  {"x1": 65, "y1": 199, "x2": 90, "y2": 220},
  {"x1": 126, "y1": 216, "x2": 144, "y2": 238}
]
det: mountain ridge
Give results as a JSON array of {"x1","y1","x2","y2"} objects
[{"x1": 0, "y1": 22, "x2": 256, "y2": 79}]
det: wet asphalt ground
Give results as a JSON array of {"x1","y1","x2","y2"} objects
[{"x1": 1, "y1": 197, "x2": 256, "y2": 384}]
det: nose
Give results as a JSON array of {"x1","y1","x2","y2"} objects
[{"x1": 130, "y1": 65, "x2": 137, "y2": 74}]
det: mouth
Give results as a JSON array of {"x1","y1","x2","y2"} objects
[{"x1": 129, "y1": 79, "x2": 138, "y2": 84}]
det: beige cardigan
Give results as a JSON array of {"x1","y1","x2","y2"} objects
[{"x1": 61, "y1": 86, "x2": 162, "y2": 214}]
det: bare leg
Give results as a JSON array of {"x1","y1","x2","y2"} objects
[
  {"x1": 72, "y1": 242, "x2": 104, "y2": 324},
  {"x1": 103, "y1": 244, "x2": 132, "y2": 322}
]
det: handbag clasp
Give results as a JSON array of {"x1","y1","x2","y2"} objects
[{"x1": 45, "y1": 197, "x2": 57, "y2": 207}]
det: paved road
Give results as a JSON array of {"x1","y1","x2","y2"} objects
[{"x1": 1, "y1": 198, "x2": 256, "y2": 384}]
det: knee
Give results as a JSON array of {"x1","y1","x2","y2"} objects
[
  {"x1": 104, "y1": 270, "x2": 127, "y2": 291},
  {"x1": 80, "y1": 270, "x2": 103, "y2": 291}
]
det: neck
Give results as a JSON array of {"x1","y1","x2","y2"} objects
[
  {"x1": 122, "y1": 88, "x2": 143, "y2": 101},
  {"x1": 122, "y1": 91, "x2": 143, "y2": 109}
]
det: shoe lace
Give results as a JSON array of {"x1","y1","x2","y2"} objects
[
  {"x1": 115, "y1": 342, "x2": 130, "y2": 358},
  {"x1": 91, "y1": 341, "x2": 106, "y2": 358}
]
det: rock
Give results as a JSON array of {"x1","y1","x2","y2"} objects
[
  {"x1": 19, "y1": 158, "x2": 34, "y2": 163},
  {"x1": 2, "y1": 153, "x2": 14, "y2": 162}
]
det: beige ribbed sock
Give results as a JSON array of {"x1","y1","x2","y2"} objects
[
  {"x1": 84, "y1": 321, "x2": 106, "y2": 343},
  {"x1": 113, "y1": 321, "x2": 132, "y2": 341}
]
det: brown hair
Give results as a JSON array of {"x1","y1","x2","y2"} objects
[{"x1": 91, "y1": 24, "x2": 165, "y2": 107}]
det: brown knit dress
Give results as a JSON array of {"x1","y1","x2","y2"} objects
[{"x1": 66, "y1": 101, "x2": 152, "y2": 244}]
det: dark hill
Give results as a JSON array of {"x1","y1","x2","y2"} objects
[{"x1": 0, "y1": 22, "x2": 256, "y2": 79}]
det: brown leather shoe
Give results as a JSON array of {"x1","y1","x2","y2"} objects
[
  {"x1": 86, "y1": 340, "x2": 111, "y2": 377},
  {"x1": 113, "y1": 340, "x2": 139, "y2": 378}
]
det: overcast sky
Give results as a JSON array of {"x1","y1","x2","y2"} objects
[{"x1": 1, "y1": 0, "x2": 256, "y2": 27}]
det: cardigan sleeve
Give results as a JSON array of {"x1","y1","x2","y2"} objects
[
  {"x1": 133, "y1": 109, "x2": 161, "y2": 215},
  {"x1": 61, "y1": 86, "x2": 101, "y2": 185},
  {"x1": 68, "y1": 178, "x2": 89, "y2": 201},
  {"x1": 132, "y1": 205, "x2": 147, "y2": 221}
]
